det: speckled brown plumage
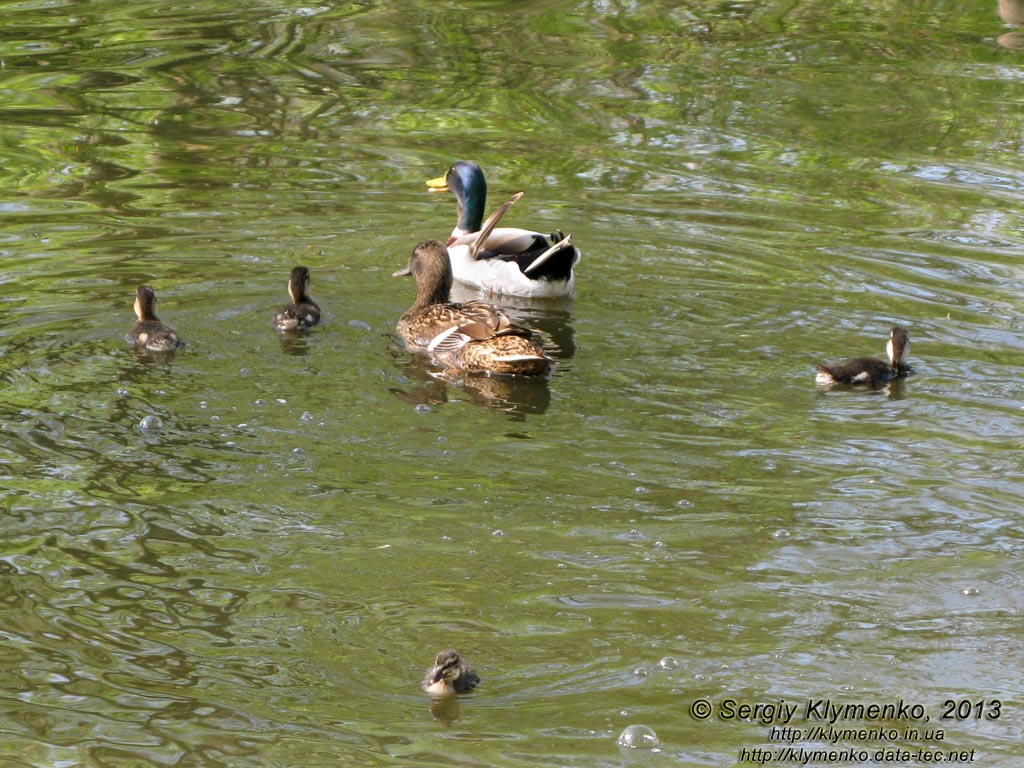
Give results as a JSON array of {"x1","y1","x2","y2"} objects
[{"x1": 394, "y1": 240, "x2": 550, "y2": 376}]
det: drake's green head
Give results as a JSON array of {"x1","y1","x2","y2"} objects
[{"x1": 427, "y1": 160, "x2": 487, "y2": 234}]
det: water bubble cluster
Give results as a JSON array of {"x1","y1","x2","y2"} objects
[{"x1": 617, "y1": 724, "x2": 660, "y2": 749}]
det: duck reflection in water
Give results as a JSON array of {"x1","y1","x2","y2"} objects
[
  {"x1": 997, "y1": 0, "x2": 1024, "y2": 47},
  {"x1": 390, "y1": 351, "x2": 552, "y2": 416},
  {"x1": 276, "y1": 332, "x2": 315, "y2": 357}
]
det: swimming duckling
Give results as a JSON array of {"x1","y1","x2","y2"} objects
[
  {"x1": 427, "y1": 161, "x2": 580, "y2": 298},
  {"x1": 422, "y1": 650, "x2": 479, "y2": 696},
  {"x1": 273, "y1": 266, "x2": 321, "y2": 331},
  {"x1": 816, "y1": 326, "x2": 912, "y2": 386},
  {"x1": 126, "y1": 286, "x2": 183, "y2": 352},
  {"x1": 394, "y1": 240, "x2": 551, "y2": 376}
]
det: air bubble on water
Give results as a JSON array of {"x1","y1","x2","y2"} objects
[
  {"x1": 116, "y1": 388, "x2": 129, "y2": 397},
  {"x1": 300, "y1": 412, "x2": 314, "y2": 422},
  {"x1": 254, "y1": 399, "x2": 266, "y2": 406},
  {"x1": 414, "y1": 404, "x2": 431, "y2": 414},
  {"x1": 771, "y1": 529, "x2": 792, "y2": 540},
  {"x1": 139, "y1": 415, "x2": 162, "y2": 431},
  {"x1": 199, "y1": 400, "x2": 208, "y2": 409},
  {"x1": 210, "y1": 415, "x2": 220, "y2": 422},
  {"x1": 632, "y1": 666, "x2": 649, "y2": 678},
  {"x1": 961, "y1": 587, "x2": 979, "y2": 596},
  {"x1": 617, "y1": 725, "x2": 659, "y2": 749},
  {"x1": 492, "y1": 529, "x2": 504, "y2": 537},
  {"x1": 658, "y1": 656, "x2": 678, "y2": 670}
]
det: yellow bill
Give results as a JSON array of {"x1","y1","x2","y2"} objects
[{"x1": 426, "y1": 174, "x2": 449, "y2": 192}]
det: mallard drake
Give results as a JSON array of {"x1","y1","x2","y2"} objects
[
  {"x1": 126, "y1": 286, "x2": 183, "y2": 352},
  {"x1": 427, "y1": 160, "x2": 580, "y2": 298},
  {"x1": 394, "y1": 240, "x2": 551, "y2": 376},
  {"x1": 422, "y1": 650, "x2": 479, "y2": 696},
  {"x1": 816, "y1": 326, "x2": 912, "y2": 386},
  {"x1": 273, "y1": 266, "x2": 321, "y2": 331}
]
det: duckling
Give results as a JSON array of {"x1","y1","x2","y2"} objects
[
  {"x1": 126, "y1": 286, "x2": 183, "y2": 352},
  {"x1": 422, "y1": 650, "x2": 479, "y2": 696},
  {"x1": 394, "y1": 240, "x2": 551, "y2": 376},
  {"x1": 816, "y1": 326, "x2": 912, "y2": 386},
  {"x1": 273, "y1": 266, "x2": 321, "y2": 331},
  {"x1": 427, "y1": 160, "x2": 580, "y2": 298}
]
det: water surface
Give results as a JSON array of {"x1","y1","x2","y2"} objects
[{"x1": 0, "y1": 1, "x2": 1022, "y2": 766}]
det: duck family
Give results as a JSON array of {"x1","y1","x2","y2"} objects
[
  {"x1": 119, "y1": 161, "x2": 919, "y2": 705},
  {"x1": 124, "y1": 159, "x2": 917, "y2": 389}
]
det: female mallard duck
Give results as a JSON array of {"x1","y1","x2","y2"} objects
[
  {"x1": 423, "y1": 650, "x2": 479, "y2": 696},
  {"x1": 816, "y1": 326, "x2": 912, "y2": 386},
  {"x1": 273, "y1": 266, "x2": 321, "y2": 331},
  {"x1": 394, "y1": 240, "x2": 551, "y2": 376},
  {"x1": 126, "y1": 286, "x2": 183, "y2": 352},
  {"x1": 427, "y1": 160, "x2": 580, "y2": 298}
]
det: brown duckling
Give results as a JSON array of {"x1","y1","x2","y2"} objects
[
  {"x1": 394, "y1": 240, "x2": 550, "y2": 376},
  {"x1": 126, "y1": 286, "x2": 182, "y2": 352},
  {"x1": 273, "y1": 266, "x2": 321, "y2": 331},
  {"x1": 816, "y1": 326, "x2": 912, "y2": 386},
  {"x1": 422, "y1": 650, "x2": 479, "y2": 696}
]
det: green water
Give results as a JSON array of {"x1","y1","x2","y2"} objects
[{"x1": 0, "y1": 1, "x2": 1021, "y2": 765}]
